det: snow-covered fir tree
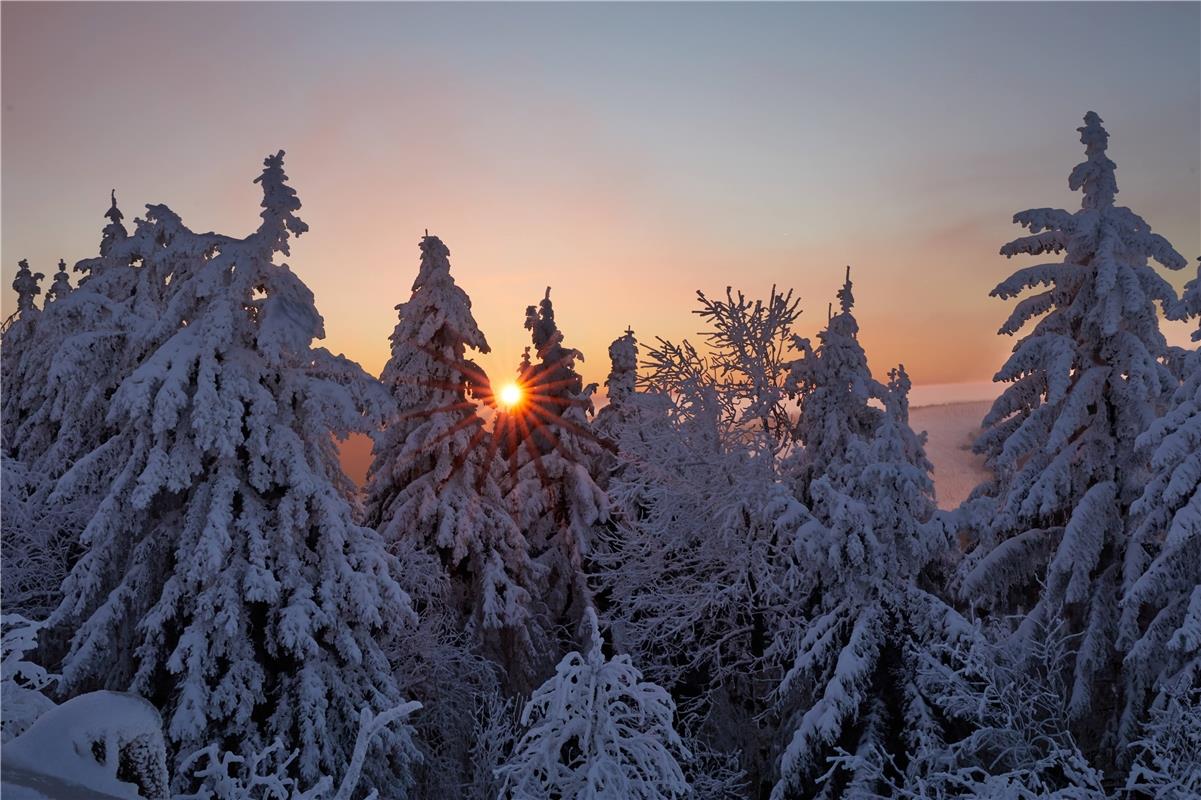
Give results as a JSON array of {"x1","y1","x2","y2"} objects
[
  {"x1": 957, "y1": 112, "x2": 1189, "y2": 762},
  {"x1": 496, "y1": 608, "x2": 690, "y2": 800},
  {"x1": 771, "y1": 360, "x2": 968, "y2": 800},
  {"x1": 2, "y1": 190, "x2": 144, "y2": 478},
  {"x1": 1119, "y1": 256, "x2": 1201, "y2": 747},
  {"x1": 592, "y1": 327, "x2": 678, "y2": 536},
  {"x1": 45, "y1": 152, "x2": 418, "y2": 789},
  {"x1": 784, "y1": 267, "x2": 887, "y2": 504},
  {"x1": 605, "y1": 328, "x2": 637, "y2": 407},
  {"x1": 499, "y1": 288, "x2": 608, "y2": 671},
  {"x1": 0, "y1": 194, "x2": 149, "y2": 617},
  {"x1": 363, "y1": 232, "x2": 542, "y2": 688},
  {"x1": 594, "y1": 327, "x2": 642, "y2": 437},
  {"x1": 2, "y1": 259, "x2": 46, "y2": 447}
]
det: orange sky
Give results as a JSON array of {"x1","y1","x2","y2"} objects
[{"x1": 3, "y1": 3, "x2": 1198, "y2": 394}]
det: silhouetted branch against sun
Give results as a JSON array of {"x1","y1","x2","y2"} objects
[
  {"x1": 394, "y1": 400, "x2": 478, "y2": 423},
  {"x1": 389, "y1": 336, "x2": 495, "y2": 399}
]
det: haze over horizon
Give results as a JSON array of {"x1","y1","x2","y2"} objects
[{"x1": 4, "y1": 2, "x2": 1198, "y2": 395}]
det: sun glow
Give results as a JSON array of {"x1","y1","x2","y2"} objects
[{"x1": 498, "y1": 382, "x2": 523, "y2": 409}]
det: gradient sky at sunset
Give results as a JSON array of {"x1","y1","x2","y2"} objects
[{"x1": 3, "y1": 2, "x2": 1198, "y2": 395}]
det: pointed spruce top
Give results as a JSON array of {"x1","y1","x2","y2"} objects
[
  {"x1": 253, "y1": 150, "x2": 309, "y2": 256},
  {"x1": 413, "y1": 231, "x2": 452, "y2": 291},
  {"x1": 836, "y1": 265, "x2": 854, "y2": 315},
  {"x1": 12, "y1": 259, "x2": 44, "y2": 313},
  {"x1": 825, "y1": 266, "x2": 859, "y2": 342},
  {"x1": 99, "y1": 189, "x2": 129, "y2": 257},
  {"x1": 525, "y1": 286, "x2": 562, "y2": 356},
  {"x1": 606, "y1": 326, "x2": 639, "y2": 405},
  {"x1": 105, "y1": 189, "x2": 123, "y2": 224},
  {"x1": 885, "y1": 364, "x2": 912, "y2": 417},
  {"x1": 46, "y1": 258, "x2": 72, "y2": 303},
  {"x1": 1069, "y1": 111, "x2": 1118, "y2": 210}
]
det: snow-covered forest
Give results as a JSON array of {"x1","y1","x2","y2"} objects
[{"x1": 1, "y1": 113, "x2": 1197, "y2": 800}]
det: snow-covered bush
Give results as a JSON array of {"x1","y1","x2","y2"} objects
[
  {"x1": 3, "y1": 690, "x2": 170, "y2": 800},
  {"x1": 1, "y1": 614, "x2": 58, "y2": 742},
  {"x1": 1125, "y1": 683, "x2": 1201, "y2": 799},
  {"x1": 595, "y1": 285, "x2": 806, "y2": 792},
  {"x1": 386, "y1": 611, "x2": 506, "y2": 798},
  {"x1": 467, "y1": 690, "x2": 523, "y2": 799},
  {"x1": 497, "y1": 609, "x2": 690, "y2": 800},
  {"x1": 0, "y1": 453, "x2": 82, "y2": 618},
  {"x1": 177, "y1": 702, "x2": 421, "y2": 800}
]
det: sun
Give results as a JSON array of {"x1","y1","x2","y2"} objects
[{"x1": 498, "y1": 382, "x2": 523, "y2": 409}]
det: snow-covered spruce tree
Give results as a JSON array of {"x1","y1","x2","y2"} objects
[
  {"x1": 2, "y1": 259, "x2": 46, "y2": 441},
  {"x1": 784, "y1": 267, "x2": 887, "y2": 505},
  {"x1": 594, "y1": 327, "x2": 640, "y2": 436},
  {"x1": 1, "y1": 194, "x2": 148, "y2": 616},
  {"x1": 1, "y1": 614, "x2": 59, "y2": 742},
  {"x1": 46, "y1": 152, "x2": 418, "y2": 789},
  {"x1": 498, "y1": 288, "x2": 608, "y2": 672},
  {"x1": 592, "y1": 328, "x2": 679, "y2": 535},
  {"x1": 496, "y1": 608, "x2": 690, "y2": 800},
  {"x1": 771, "y1": 364, "x2": 971, "y2": 800},
  {"x1": 364, "y1": 233, "x2": 542, "y2": 688},
  {"x1": 1, "y1": 261, "x2": 43, "y2": 602},
  {"x1": 957, "y1": 113, "x2": 1189, "y2": 760},
  {"x1": 1119, "y1": 257, "x2": 1201, "y2": 746}
]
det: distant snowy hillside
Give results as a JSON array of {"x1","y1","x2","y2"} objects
[{"x1": 910, "y1": 400, "x2": 992, "y2": 509}]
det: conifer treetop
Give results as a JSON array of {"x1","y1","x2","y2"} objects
[
  {"x1": 523, "y1": 286, "x2": 586, "y2": 407},
  {"x1": 98, "y1": 190, "x2": 128, "y2": 259},
  {"x1": 46, "y1": 259, "x2": 72, "y2": 303},
  {"x1": 1070, "y1": 111, "x2": 1118, "y2": 210},
  {"x1": 606, "y1": 327, "x2": 638, "y2": 406},
  {"x1": 526, "y1": 287, "x2": 563, "y2": 357},
  {"x1": 12, "y1": 260, "x2": 44, "y2": 314},
  {"x1": 403, "y1": 231, "x2": 489, "y2": 353},
  {"x1": 253, "y1": 150, "x2": 308, "y2": 256},
  {"x1": 836, "y1": 264, "x2": 854, "y2": 315}
]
